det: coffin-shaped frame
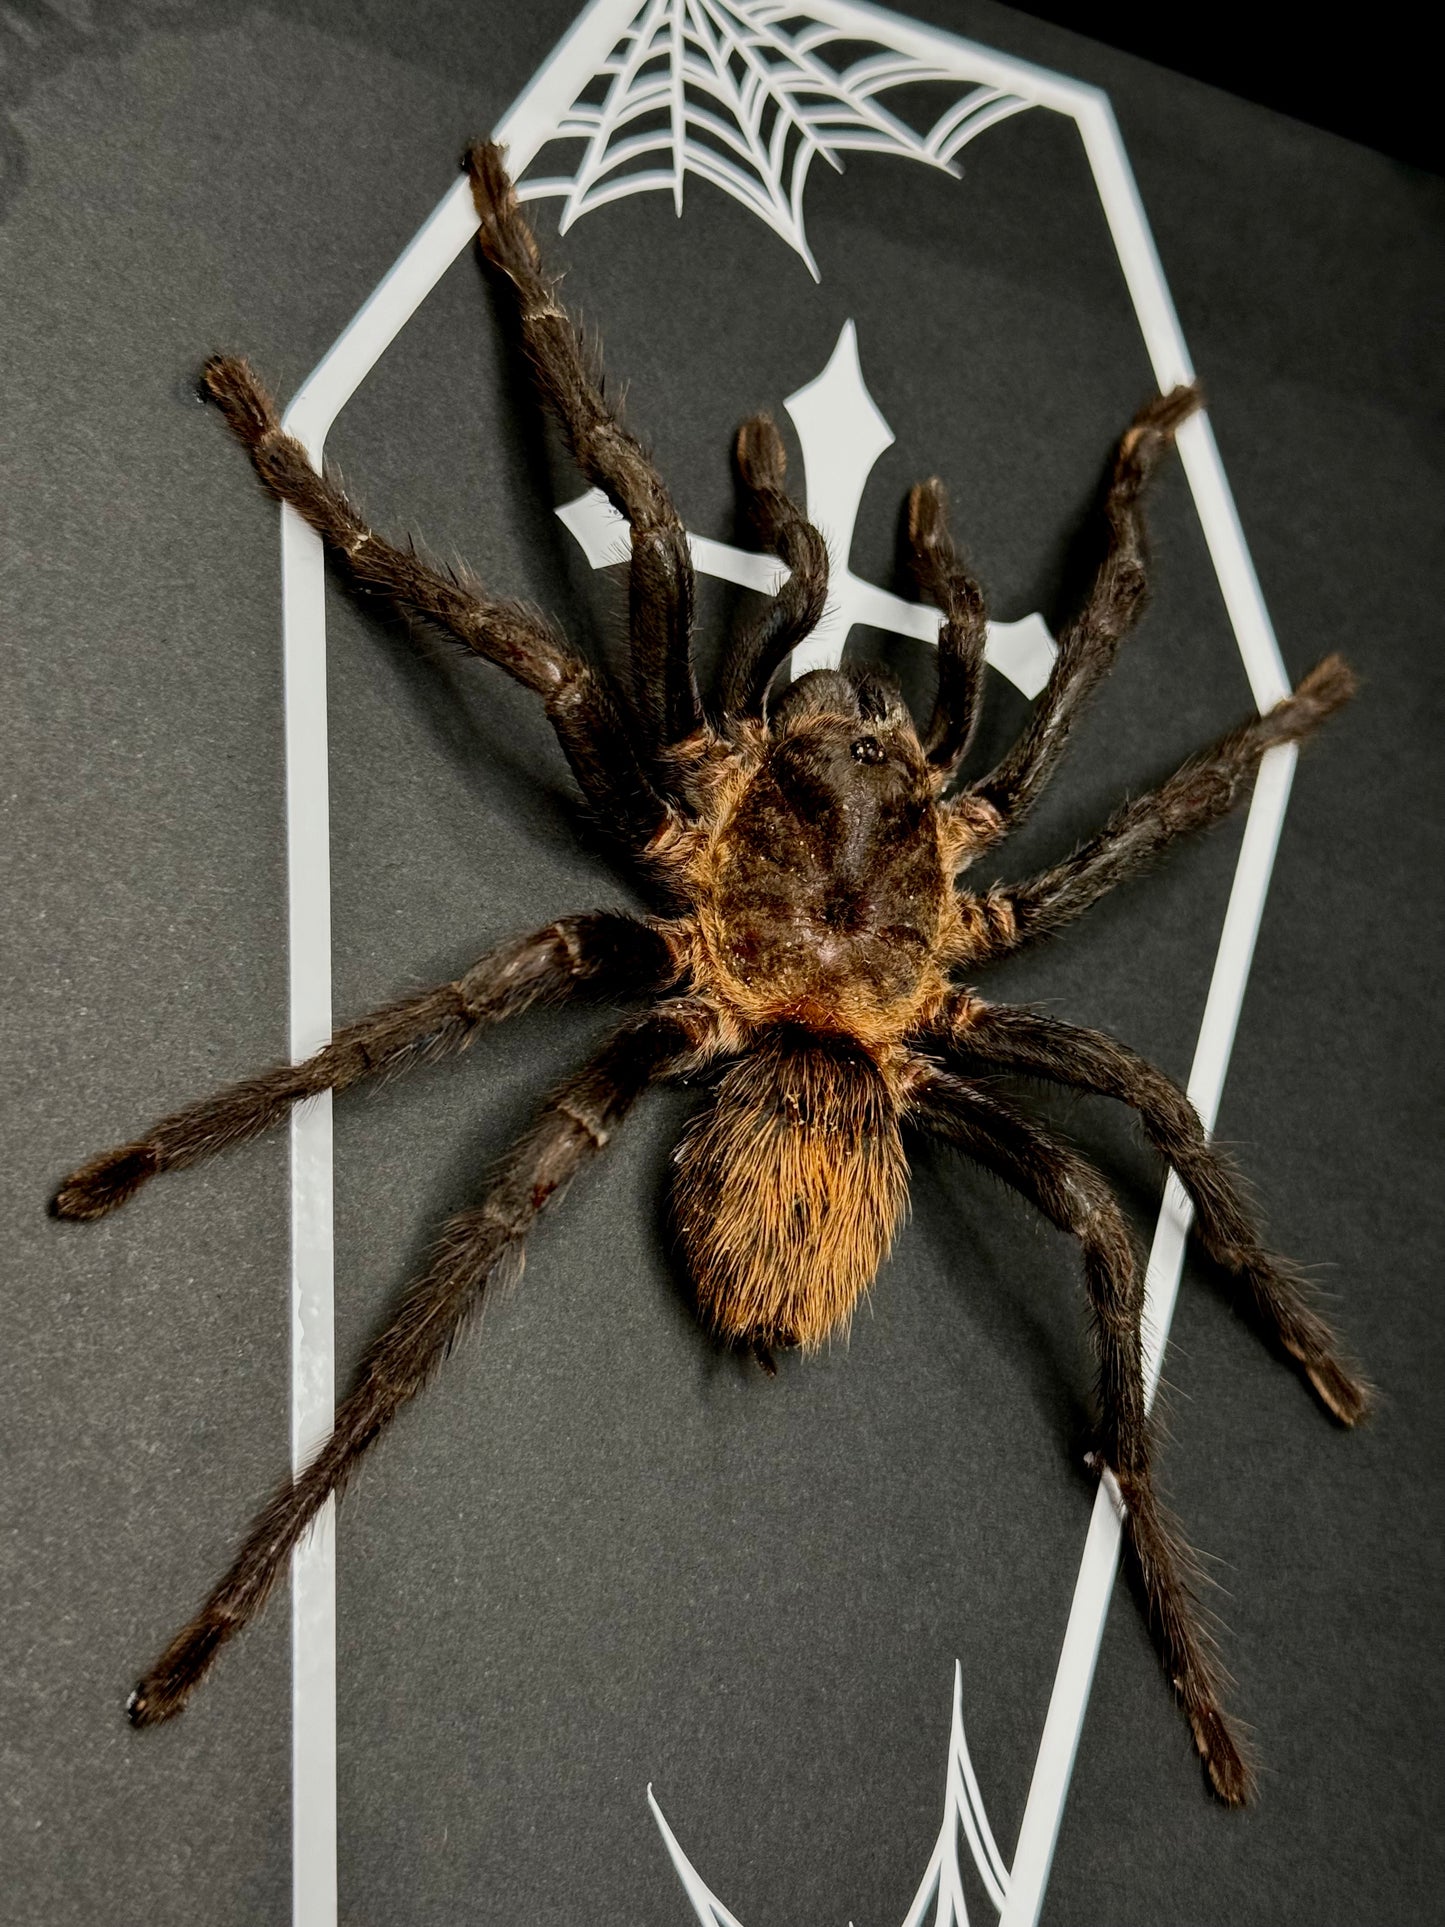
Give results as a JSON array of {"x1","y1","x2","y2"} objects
[{"x1": 270, "y1": 5, "x2": 1305, "y2": 1920}]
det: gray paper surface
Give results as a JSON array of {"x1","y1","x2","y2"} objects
[{"x1": 3, "y1": 4, "x2": 1441, "y2": 1923}]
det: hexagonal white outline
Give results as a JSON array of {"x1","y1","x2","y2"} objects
[{"x1": 269, "y1": 5, "x2": 1303, "y2": 1923}]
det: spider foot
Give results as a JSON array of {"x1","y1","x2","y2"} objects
[
  {"x1": 905, "y1": 473, "x2": 956, "y2": 562},
  {"x1": 462, "y1": 139, "x2": 541, "y2": 278},
  {"x1": 1304, "y1": 1354, "x2": 1373, "y2": 1427},
  {"x1": 126, "y1": 1677, "x2": 184, "y2": 1730},
  {"x1": 127, "y1": 1617, "x2": 225, "y2": 1728},
  {"x1": 1120, "y1": 382, "x2": 1204, "y2": 465},
  {"x1": 125, "y1": 1685, "x2": 157, "y2": 1728},
  {"x1": 735, "y1": 414, "x2": 788, "y2": 493},
  {"x1": 50, "y1": 1141, "x2": 159, "y2": 1220},
  {"x1": 199, "y1": 354, "x2": 279, "y2": 448},
  {"x1": 1285, "y1": 651, "x2": 1358, "y2": 718},
  {"x1": 1190, "y1": 1704, "x2": 1258, "y2": 1807},
  {"x1": 1125, "y1": 383, "x2": 1202, "y2": 447}
]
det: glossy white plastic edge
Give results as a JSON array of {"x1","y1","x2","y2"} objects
[{"x1": 270, "y1": 5, "x2": 1295, "y2": 1923}]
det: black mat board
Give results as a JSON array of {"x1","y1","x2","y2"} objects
[
  {"x1": 3, "y1": 5, "x2": 1441, "y2": 1925},
  {"x1": 1012, "y1": 3, "x2": 1443, "y2": 173}
]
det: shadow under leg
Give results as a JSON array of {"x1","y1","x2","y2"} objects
[
  {"x1": 465, "y1": 140, "x2": 703, "y2": 754},
  {"x1": 126, "y1": 1008, "x2": 702, "y2": 1726},
  {"x1": 1008, "y1": 655, "x2": 1356, "y2": 944},
  {"x1": 906, "y1": 474, "x2": 989, "y2": 779},
  {"x1": 910, "y1": 1062, "x2": 1256, "y2": 1803},
  {"x1": 714, "y1": 412, "x2": 830, "y2": 721},
  {"x1": 962, "y1": 385, "x2": 1203, "y2": 842},
  {"x1": 934, "y1": 1000, "x2": 1370, "y2": 1424},
  {"x1": 52, "y1": 914, "x2": 683, "y2": 1220},
  {"x1": 949, "y1": 654, "x2": 1357, "y2": 968},
  {"x1": 202, "y1": 354, "x2": 668, "y2": 849}
]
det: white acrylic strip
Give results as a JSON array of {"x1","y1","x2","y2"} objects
[
  {"x1": 1070, "y1": 92, "x2": 1290, "y2": 703},
  {"x1": 283, "y1": 499, "x2": 338, "y2": 1925},
  {"x1": 282, "y1": 0, "x2": 638, "y2": 451}
]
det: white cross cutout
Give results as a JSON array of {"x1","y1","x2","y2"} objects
[{"x1": 556, "y1": 320, "x2": 1057, "y2": 699}]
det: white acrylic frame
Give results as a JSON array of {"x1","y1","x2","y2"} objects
[{"x1": 273, "y1": 4, "x2": 1301, "y2": 1922}]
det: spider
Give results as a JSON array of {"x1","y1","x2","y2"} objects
[{"x1": 51, "y1": 141, "x2": 1367, "y2": 1806}]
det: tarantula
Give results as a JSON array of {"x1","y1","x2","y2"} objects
[{"x1": 51, "y1": 142, "x2": 1366, "y2": 1805}]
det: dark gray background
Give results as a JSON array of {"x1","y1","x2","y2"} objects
[{"x1": 3, "y1": 4, "x2": 1441, "y2": 1923}]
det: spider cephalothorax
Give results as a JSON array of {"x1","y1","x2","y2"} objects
[
  {"x1": 51, "y1": 141, "x2": 1367, "y2": 1806},
  {"x1": 674, "y1": 666, "x2": 970, "y2": 1350}
]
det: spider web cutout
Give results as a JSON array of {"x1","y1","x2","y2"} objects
[
  {"x1": 518, "y1": 0, "x2": 1032, "y2": 276},
  {"x1": 650, "y1": 1663, "x2": 1009, "y2": 1925}
]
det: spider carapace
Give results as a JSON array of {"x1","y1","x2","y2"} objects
[{"x1": 51, "y1": 141, "x2": 1367, "y2": 1807}]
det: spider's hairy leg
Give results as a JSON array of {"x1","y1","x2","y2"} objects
[
  {"x1": 911, "y1": 1065, "x2": 1256, "y2": 1805},
  {"x1": 932, "y1": 998, "x2": 1370, "y2": 1423},
  {"x1": 715, "y1": 413, "x2": 830, "y2": 721},
  {"x1": 962, "y1": 383, "x2": 1204, "y2": 844},
  {"x1": 906, "y1": 474, "x2": 989, "y2": 778},
  {"x1": 51, "y1": 915, "x2": 685, "y2": 1220},
  {"x1": 199, "y1": 355, "x2": 667, "y2": 848},
  {"x1": 964, "y1": 654, "x2": 1357, "y2": 957},
  {"x1": 125, "y1": 1007, "x2": 710, "y2": 1727},
  {"x1": 463, "y1": 140, "x2": 703, "y2": 758}
]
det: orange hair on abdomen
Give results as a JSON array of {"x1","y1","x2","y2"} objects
[{"x1": 674, "y1": 1029, "x2": 909, "y2": 1351}]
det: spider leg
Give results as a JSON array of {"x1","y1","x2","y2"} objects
[
  {"x1": 928, "y1": 997, "x2": 1369, "y2": 1423},
  {"x1": 954, "y1": 384, "x2": 1202, "y2": 847},
  {"x1": 906, "y1": 475, "x2": 989, "y2": 778},
  {"x1": 956, "y1": 654, "x2": 1356, "y2": 955},
  {"x1": 201, "y1": 356, "x2": 668, "y2": 850},
  {"x1": 464, "y1": 142, "x2": 704, "y2": 758},
  {"x1": 910, "y1": 1063, "x2": 1255, "y2": 1804},
  {"x1": 714, "y1": 413, "x2": 830, "y2": 721},
  {"x1": 51, "y1": 914, "x2": 684, "y2": 1220},
  {"x1": 125, "y1": 1006, "x2": 709, "y2": 1726}
]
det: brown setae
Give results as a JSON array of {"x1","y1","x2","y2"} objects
[{"x1": 50, "y1": 140, "x2": 1369, "y2": 1806}]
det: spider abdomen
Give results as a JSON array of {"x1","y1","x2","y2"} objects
[{"x1": 673, "y1": 1029, "x2": 908, "y2": 1351}]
